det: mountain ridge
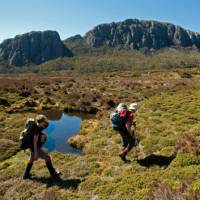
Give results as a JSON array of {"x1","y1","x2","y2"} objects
[
  {"x1": 0, "y1": 30, "x2": 73, "y2": 66},
  {"x1": 82, "y1": 18, "x2": 200, "y2": 50},
  {"x1": 1, "y1": 19, "x2": 200, "y2": 68}
]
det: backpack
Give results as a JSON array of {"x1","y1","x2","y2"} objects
[
  {"x1": 110, "y1": 104, "x2": 128, "y2": 127},
  {"x1": 19, "y1": 118, "x2": 36, "y2": 150},
  {"x1": 116, "y1": 103, "x2": 128, "y2": 112}
]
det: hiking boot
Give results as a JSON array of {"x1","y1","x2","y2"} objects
[
  {"x1": 51, "y1": 169, "x2": 61, "y2": 180},
  {"x1": 119, "y1": 153, "x2": 131, "y2": 163},
  {"x1": 52, "y1": 172, "x2": 61, "y2": 181},
  {"x1": 46, "y1": 160, "x2": 61, "y2": 180},
  {"x1": 23, "y1": 162, "x2": 33, "y2": 179},
  {"x1": 23, "y1": 173, "x2": 31, "y2": 179}
]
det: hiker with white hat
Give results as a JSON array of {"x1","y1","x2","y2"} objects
[{"x1": 110, "y1": 102, "x2": 138, "y2": 162}]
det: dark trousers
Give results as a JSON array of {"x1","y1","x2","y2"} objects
[{"x1": 113, "y1": 126, "x2": 135, "y2": 152}]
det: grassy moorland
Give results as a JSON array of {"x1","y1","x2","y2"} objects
[
  {"x1": 1, "y1": 67, "x2": 200, "y2": 199},
  {"x1": 1, "y1": 47, "x2": 200, "y2": 74}
]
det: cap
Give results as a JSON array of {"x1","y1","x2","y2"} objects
[{"x1": 128, "y1": 103, "x2": 138, "y2": 111}]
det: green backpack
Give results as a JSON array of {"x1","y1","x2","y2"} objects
[
  {"x1": 19, "y1": 118, "x2": 36, "y2": 150},
  {"x1": 110, "y1": 103, "x2": 128, "y2": 127}
]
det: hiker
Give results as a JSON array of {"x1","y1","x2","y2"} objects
[
  {"x1": 111, "y1": 103, "x2": 138, "y2": 162},
  {"x1": 22, "y1": 114, "x2": 60, "y2": 180}
]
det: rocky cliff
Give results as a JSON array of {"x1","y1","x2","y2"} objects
[
  {"x1": 0, "y1": 31, "x2": 73, "y2": 66},
  {"x1": 84, "y1": 19, "x2": 200, "y2": 50}
]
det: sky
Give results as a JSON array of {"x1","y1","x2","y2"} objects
[{"x1": 0, "y1": 0, "x2": 200, "y2": 43}]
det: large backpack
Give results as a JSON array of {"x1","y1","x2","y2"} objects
[
  {"x1": 110, "y1": 103, "x2": 128, "y2": 127},
  {"x1": 19, "y1": 118, "x2": 36, "y2": 150}
]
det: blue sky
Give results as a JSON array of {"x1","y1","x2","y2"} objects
[{"x1": 0, "y1": 0, "x2": 199, "y2": 42}]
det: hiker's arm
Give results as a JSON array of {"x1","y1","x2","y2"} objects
[
  {"x1": 33, "y1": 135, "x2": 39, "y2": 160},
  {"x1": 126, "y1": 113, "x2": 135, "y2": 135},
  {"x1": 126, "y1": 122, "x2": 132, "y2": 135}
]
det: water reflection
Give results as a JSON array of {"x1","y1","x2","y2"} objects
[{"x1": 42, "y1": 110, "x2": 87, "y2": 154}]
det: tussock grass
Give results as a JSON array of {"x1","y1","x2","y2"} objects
[{"x1": 1, "y1": 68, "x2": 200, "y2": 199}]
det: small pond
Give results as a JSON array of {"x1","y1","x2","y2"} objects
[{"x1": 42, "y1": 110, "x2": 91, "y2": 154}]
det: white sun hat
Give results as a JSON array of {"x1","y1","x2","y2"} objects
[{"x1": 128, "y1": 103, "x2": 138, "y2": 111}]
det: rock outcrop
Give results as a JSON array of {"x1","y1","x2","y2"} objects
[
  {"x1": 84, "y1": 19, "x2": 200, "y2": 50},
  {"x1": 0, "y1": 31, "x2": 73, "y2": 66},
  {"x1": 65, "y1": 34, "x2": 83, "y2": 42}
]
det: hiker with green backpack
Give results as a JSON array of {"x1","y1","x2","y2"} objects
[
  {"x1": 20, "y1": 114, "x2": 61, "y2": 180},
  {"x1": 110, "y1": 103, "x2": 138, "y2": 162}
]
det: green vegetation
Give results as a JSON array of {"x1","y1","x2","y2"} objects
[
  {"x1": 0, "y1": 67, "x2": 200, "y2": 199},
  {"x1": 1, "y1": 47, "x2": 200, "y2": 74}
]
